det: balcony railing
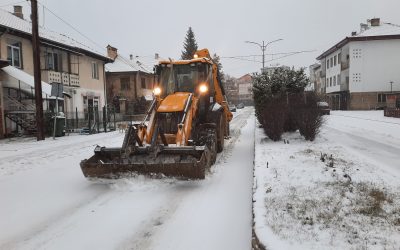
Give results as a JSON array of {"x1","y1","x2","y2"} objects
[
  {"x1": 43, "y1": 70, "x2": 80, "y2": 87},
  {"x1": 341, "y1": 61, "x2": 349, "y2": 70}
]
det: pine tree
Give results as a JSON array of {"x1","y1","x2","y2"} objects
[
  {"x1": 212, "y1": 53, "x2": 224, "y2": 82},
  {"x1": 181, "y1": 27, "x2": 198, "y2": 60}
]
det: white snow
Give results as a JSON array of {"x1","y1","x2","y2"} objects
[
  {"x1": 0, "y1": 108, "x2": 254, "y2": 250},
  {"x1": 254, "y1": 110, "x2": 400, "y2": 249}
]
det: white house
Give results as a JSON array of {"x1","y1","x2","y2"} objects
[{"x1": 316, "y1": 18, "x2": 400, "y2": 110}]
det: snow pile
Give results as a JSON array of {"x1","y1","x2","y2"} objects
[{"x1": 254, "y1": 111, "x2": 400, "y2": 249}]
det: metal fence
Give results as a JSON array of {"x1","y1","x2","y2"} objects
[
  {"x1": 384, "y1": 108, "x2": 400, "y2": 118},
  {"x1": 63, "y1": 106, "x2": 146, "y2": 134}
]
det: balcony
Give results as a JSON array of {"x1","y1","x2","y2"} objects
[
  {"x1": 47, "y1": 71, "x2": 61, "y2": 84},
  {"x1": 62, "y1": 72, "x2": 80, "y2": 87},
  {"x1": 43, "y1": 70, "x2": 80, "y2": 87},
  {"x1": 341, "y1": 61, "x2": 349, "y2": 70}
]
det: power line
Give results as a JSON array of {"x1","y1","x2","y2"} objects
[
  {"x1": 0, "y1": 1, "x2": 27, "y2": 8},
  {"x1": 36, "y1": 1, "x2": 106, "y2": 53},
  {"x1": 221, "y1": 50, "x2": 316, "y2": 65}
]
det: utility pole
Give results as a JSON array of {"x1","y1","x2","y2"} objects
[
  {"x1": 31, "y1": 0, "x2": 45, "y2": 140},
  {"x1": 389, "y1": 81, "x2": 393, "y2": 93},
  {"x1": 245, "y1": 39, "x2": 283, "y2": 72}
]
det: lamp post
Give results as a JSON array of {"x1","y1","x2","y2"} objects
[
  {"x1": 389, "y1": 81, "x2": 394, "y2": 93},
  {"x1": 245, "y1": 39, "x2": 283, "y2": 71}
]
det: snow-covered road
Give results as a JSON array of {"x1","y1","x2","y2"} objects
[{"x1": 0, "y1": 108, "x2": 254, "y2": 250}]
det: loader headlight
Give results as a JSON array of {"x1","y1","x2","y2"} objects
[
  {"x1": 193, "y1": 54, "x2": 199, "y2": 59},
  {"x1": 153, "y1": 87, "x2": 162, "y2": 96},
  {"x1": 198, "y1": 83, "x2": 208, "y2": 94}
]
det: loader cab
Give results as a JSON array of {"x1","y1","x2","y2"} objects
[{"x1": 155, "y1": 61, "x2": 214, "y2": 97}]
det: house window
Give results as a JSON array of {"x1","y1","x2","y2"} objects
[
  {"x1": 377, "y1": 94, "x2": 386, "y2": 103},
  {"x1": 326, "y1": 59, "x2": 329, "y2": 69},
  {"x1": 338, "y1": 53, "x2": 341, "y2": 64},
  {"x1": 46, "y1": 52, "x2": 60, "y2": 71},
  {"x1": 330, "y1": 58, "x2": 333, "y2": 68},
  {"x1": 334, "y1": 55, "x2": 337, "y2": 66},
  {"x1": 7, "y1": 42, "x2": 22, "y2": 68},
  {"x1": 91, "y1": 62, "x2": 99, "y2": 79},
  {"x1": 120, "y1": 77, "x2": 130, "y2": 90},
  {"x1": 337, "y1": 74, "x2": 341, "y2": 85},
  {"x1": 141, "y1": 78, "x2": 146, "y2": 89}
]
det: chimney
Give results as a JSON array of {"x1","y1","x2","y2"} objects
[
  {"x1": 106, "y1": 45, "x2": 118, "y2": 60},
  {"x1": 360, "y1": 23, "x2": 369, "y2": 33},
  {"x1": 129, "y1": 54, "x2": 133, "y2": 60},
  {"x1": 351, "y1": 31, "x2": 357, "y2": 36},
  {"x1": 371, "y1": 18, "x2": 380, "y2": 27},
  {"x1": 155, "y1": 53, "x2": 159, "y2": 60},
  {"x1": 13, "y1": 5, "x2": 23, "y2": 19}
]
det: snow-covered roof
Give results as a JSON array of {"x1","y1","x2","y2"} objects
[
  {"x1": 356, "y1": 22, "x2": 400, "y2": 37},
  {"x1": 317, "y1": 21, "x2": 400, "y2": 60},
  {"x1": 2, "y1": 65, "x2": 52, "y2": 96},
  {"x1": 105, "y1": 55, "x2": 154, "y2": 74},
  {"x1": 0, "y1": 8, "x2": 110, "y2": 61}
]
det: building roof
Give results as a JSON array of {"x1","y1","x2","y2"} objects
[
  {"x1": 0, "y1": 8, "x2": 112, "y2": 62},
  {"x1": 238, "y1": 74, "x2": 252, "y2": 82},
  {"x1": 105, "y1": 55, "x2": 153, "y2": 74},
  {"x1": 316, "y1": 22, "x2": 400, "y2": 60}
]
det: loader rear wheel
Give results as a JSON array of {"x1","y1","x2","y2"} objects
[{"x1": 217, "y1": 113, "x2": 225, "y2": 153}]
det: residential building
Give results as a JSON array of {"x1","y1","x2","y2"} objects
[
  {"x1": 105, "y1": 45, "x2": 155, "y2": 115},
  {"x1": 0, "y1": 6, "x2": 112, "y2": 137},
  {"x1": 317, "y1": 18, "x2": 400, "y2": 110},
  {"x1": 309, "y1": 63, "x2": 323, "y2": 94},
  {"x1": 237, "y1": 74, "x2": 253, "y2": 105},
  {"x1": 224, "y1": 75, "x2": 239, "y2": 105}
]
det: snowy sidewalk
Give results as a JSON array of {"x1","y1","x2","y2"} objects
[{"x1": 253, "y1": 112, "x2": 400, "y2": 250}]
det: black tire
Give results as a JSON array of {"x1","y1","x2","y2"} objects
[
  {"x1": 206, "y1": 128, "x2": 217, "y2": 166},
  {"x1": 225, "y1": 120, "x2": 230, "y2": 137},
  {"x1": 217, "y1": 112, "x2": 225, "y2": 153}
]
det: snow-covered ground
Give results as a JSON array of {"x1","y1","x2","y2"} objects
[
  {"x1": 254, "y1": 110, "x2": 400, "y2": 249},
  {"x1": 0, "y1": 107, "x2": 254, "y2": 250}
]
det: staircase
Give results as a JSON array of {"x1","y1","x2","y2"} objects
[{"x1": 4, "y1": 95, "x2": 37, "y2": 133}]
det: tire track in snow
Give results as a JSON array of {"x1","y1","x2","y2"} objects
[{"x1": 122, "y1": 109, "x2": 253, "y2": 250}]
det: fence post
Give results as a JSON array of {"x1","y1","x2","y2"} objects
[
  {"x1": 96, "y1": 107, "x2": 100, "y2": 133},
  {"x1": 75, "y1": 107, "x2": 78, "y2": 130},
  {"x1": 103, "y1": 106, "x2": 107, "y2": 133},
  {"x1": 88, "y1": 105, "x2": 92, "y2": 134},
  {"x1": 113, "y1": 107, "x2": 116, "y2": 130}
]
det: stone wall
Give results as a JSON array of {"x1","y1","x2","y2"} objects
[{"x1": 350, "y1": 92, "x2": 381, "y2": 110}]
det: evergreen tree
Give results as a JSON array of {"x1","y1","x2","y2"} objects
[
  {"x1": 181, "y1": 27, "x2": 198, "y2": 60},
  {"x1": 212, "y1": 53, "x2": 225, "y2": 83}
]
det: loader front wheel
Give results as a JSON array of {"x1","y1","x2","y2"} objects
[
  {"x1": 217, "y1": 113, "x2": 225, "y2": 153},
  {"x1": 206, "y1": 128, "x2": 217, "y2": 166}
]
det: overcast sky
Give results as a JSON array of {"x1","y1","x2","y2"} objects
[{"x1": 2, "y1": 0, "x2": 400, "y2": 77}]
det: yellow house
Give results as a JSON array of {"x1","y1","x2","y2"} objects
[{"x1": 0, "y1": 6, "x2": 112, "y2": 137}]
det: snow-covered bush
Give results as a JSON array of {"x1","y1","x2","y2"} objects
[
  {"x1": 253, "y1": 67, "x2": 318, "y2": 141},
  {"x1": 297, "y1": 92, "x2": 324, "y2": 141}
]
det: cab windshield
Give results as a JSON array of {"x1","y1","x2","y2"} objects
[{"x1": 158, "y1": 63, "x2": 209, "y2": 95}]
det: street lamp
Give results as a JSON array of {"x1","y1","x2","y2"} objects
[{"x1": 245, "y1": 39, "x2": 283, "y2": 71}]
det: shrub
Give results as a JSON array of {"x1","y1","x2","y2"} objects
[
  {"x1": 261, "y1": 97, "x2": 287, "y2": 141},
  {"x1": 297, "y1": 92, "x2": 323, "y2": 141}
]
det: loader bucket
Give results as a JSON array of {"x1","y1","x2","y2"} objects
[{"x1": 80, "y1": 145, "x2": 210, "y2": 180}]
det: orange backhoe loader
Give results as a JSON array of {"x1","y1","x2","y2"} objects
[{"x1": 80, "y1": 49, "x2": 232, "y2": 179}]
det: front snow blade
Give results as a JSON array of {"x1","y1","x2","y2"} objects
[{"x1": 80, "y1": 145, "x2": 210, "y2": 180}]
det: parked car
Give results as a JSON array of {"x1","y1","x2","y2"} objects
[
  {"x1": 317, "y1": 101, "x2": 330, "y2": 115},
  {"x1": 228, "y1": 104, "x2": 236, "y2": 112},
  {"x1": 236, "y1": 103, "x2": 245, "y2": 109}
]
